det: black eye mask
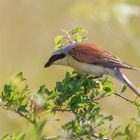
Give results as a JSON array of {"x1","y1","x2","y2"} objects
[{"x1": 44, "y1": 53, "x2": 65, "y2": 68}]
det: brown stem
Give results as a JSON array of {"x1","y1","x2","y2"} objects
[
  {"x1": 113, "y1": 92, "x2": 133, "y2": 103},
  {"x1": 64, "y1": 36, "x2": 73, "y2": 44},
  {"x1": 15, "y1": 111, "x2": 37, "y2": 126}
]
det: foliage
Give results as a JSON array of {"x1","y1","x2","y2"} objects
[
  {"x1": 54, "y1": 27, "x2": 87, "y2": 50},
  {"x1": 1, "y1": 132, "x2": 25, "y2": 140},
  {"x1": 0, "y1": 28, "x2": 140, "y2": 140}
]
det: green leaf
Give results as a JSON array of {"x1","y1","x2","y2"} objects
[
  {"x1": 12, "y1": 93, "x2": 22, "y2": 101},
  {"x1": 69, "y1": 95, "x2": 81, "y2": 110},
  {"x1": 15, "y1": 72, "x2": 26, "y2": 82},
  {"x1": 1, "y1": 134, "x2": 10, "y2": 140},
  {"x1": 137, "y1": 106, "x2": 140, "y2": 117},
  {"x1": 68, "y1": 81, "x2": 81, "y2": 91},
  {"x1": 38, "y1": 85, "x2": 49, "y2": 95},
  {"x1": 21, "y1": 98, "x2": 28, "y2": 106},
  {"x1": 75, "y1": 34, "x2": 82, "y2": 42},
  {"x1": 104, "y1": 115, "x2": 113, "y2": 121},
  {"x1": 18, "y1": 105, "x2": 28, "y2": 112},
  {"x1": 1, "y1": 132, "x2": 25, "y2": 140},
  {"x1": 103, "y1": 80, "x2": 114, "y2": 95},
  {"x1": 4, "y1": 84, "x2": 12, "y2": 94},
  {"x1": 121, "y1": 84, "x2": 127, "y2": 93},
  {"x1": 70, "y1": 27, "x2": 87, "y2": 35},
  {"x1": 14, "y1": 132, "x2": 25, "y2": 140},
  {"x1": 55, "y1": 81, "x2": 63, "y2": 92},
  {"x1": 47, "y1": 92, "x2": 58, "y2": 100},
  {"x1": 82, "y1": 36, "x2": 88, "y2": 40},
  {"x1": 54, "y1": 44, "x2": 63, "y2": 50},
  {"x1": 11, "y1": 72, "x2": 25, "y2": 87},
  {"x1": 54, "y1": 35, "x2": 63, "y2": 45}
]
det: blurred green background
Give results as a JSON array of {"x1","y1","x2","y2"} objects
[{"x1": 0, "y1": 0, "x2": 140, "y2": 138}]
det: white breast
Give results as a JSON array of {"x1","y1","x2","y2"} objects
[
  {"x1": 68, "y1": 56, "x2": 114, "y2": 76},
  {"x1": 53, "y1": 55, "x2": 114, "y2": 76}
]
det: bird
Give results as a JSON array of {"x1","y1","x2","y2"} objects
[{"x1": 44, "y1": 42, "x2": 140, "y2": 97}]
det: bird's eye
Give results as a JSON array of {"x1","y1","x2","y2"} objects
[
  {"x1": 50, "y1": 53, "x2": 65, "y2": 61},
  {"x1": 51, "y1": 53, "x2": 65, "y2": 60},
  {"x1": 59, "y1": 53, "x2": 65, "y2": 58}
]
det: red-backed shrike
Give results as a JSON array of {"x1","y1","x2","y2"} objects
[{"x1": 44, "y1": 42, "x2": 140, "y2": 97}]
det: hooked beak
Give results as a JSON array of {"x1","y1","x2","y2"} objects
[
  {"x1": 44, "y1": 60, "x2": 52, "y2": 68},
  {"x1": 44, "y1": 53, "x2": 66, "y2": 68},
  {"x1": 44, "y1": 55, "x2": 54, "y2": 68}
]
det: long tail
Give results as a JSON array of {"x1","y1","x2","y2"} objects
[{"x1": 114, "y1": 68, "x2": 140, "y2": 97}]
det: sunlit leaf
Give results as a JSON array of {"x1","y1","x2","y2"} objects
[
  {"x1": 38, "y1": 85, "x2": 49, "y2": 95},
  {"x1": 11, "y1": 72, "x2": 25, "y2": 87},
  {"x1": 75, "y1": 34, "x2": 82, "y2": 42},
  {"x1": 47, "y1": 92, "x2": 58, "y2": 100},
  {"x1": 70, "y1": 27, "x2": 87, "y2": 35},
  {"x1": 14, "y1": 132, "x2": 25, "y2": 140},
  {"x1": 54, "y1": 44, "x2": 63, "y2": 50},
  {"x1": 121, "y1": 84, "x2": 127, "y2": 93},
  {"x1": 54, "y1": 35, "x2": 63, "y2": 45},
  {"x1": 61, "y1": 29, "x2": 69, "y2": 34},
  {"x1": 1, "y1": 132, "x2": 25, "y2": 140}
]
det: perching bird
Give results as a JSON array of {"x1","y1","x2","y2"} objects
[{"x1": 44, "y1": 42, "x2": 140, "y2": 97}]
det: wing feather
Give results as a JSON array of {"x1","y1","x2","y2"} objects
[{"x1": 69, "y1": 42, "x2": 137, "y2": 70}]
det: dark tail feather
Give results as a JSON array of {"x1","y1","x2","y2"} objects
[{"x1": 114, "y1": 69, "x2": 140, "y2": 97}]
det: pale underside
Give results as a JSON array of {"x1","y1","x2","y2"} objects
[{"x1": 53, "y1": 55, "x2": 115, "y2": 76}]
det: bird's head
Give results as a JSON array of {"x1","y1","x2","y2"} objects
[{"x1": 44, "y1": 43, "x2": 77, "y2": 68}]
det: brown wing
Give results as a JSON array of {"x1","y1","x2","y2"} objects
[{"x1": 69, "y1": 42, "x2": 137, "y2": 70}]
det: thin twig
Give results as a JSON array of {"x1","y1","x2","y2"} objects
[
  {"x1": 0, "y1": 104, "x2": 37, "y2": 125},
  {"x1": 113, "y1": 92, "x2": 133, "y2": 103},
  {"x1": 64, "y1": 36, "x2": 73, "y2": 44},
  {"x1": 43, "y1": 133, "x2": 111, "y2": 140},
  {"x1": 55, "y1": 108, "x2": 71, "y2": 112},
  {"x1": 15, "y1": 111, "x2": 37, "y2": 126},
  {"x1": 43, "y1": 134, "x2": 72, "y2": 140},
  {"x1": 54, "y1": 92, "x2": 134, "y2": 113},
  {"x1": 93, "y1": 133, "x2": 111, "y2": 140},
  {"x1": 91, "y1": 92, "x2": 133, "y2": 104},
  {"x1": 92, "y1": 93, "x2": 106, "y2": 102}
]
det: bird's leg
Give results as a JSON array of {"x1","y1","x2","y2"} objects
[{"x1": 87, "y1": 75, "x2": 103, "y2": 80}]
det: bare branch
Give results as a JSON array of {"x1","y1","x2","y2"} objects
[
  {"x1": 15, "y1": 110, "x2": 37, "y2": 126},
  {"x1": 43, "y1": 133, "x2": 111, "y2": 140},
  {"x1": 43, "y1": 134, "x2": 72, "y2": 140},
  {"x1": 91, "y1": 92, "x2": 133, "y2": 104},
  {"x1": 113, "y1": 92, "x2": 133, "y2": 103},
  {"x1": 64, "y1": 36, "x2": 73, "y2": 44},
  {"x1": 54, "y1": 108, "x2": 71, "y2": 112}
]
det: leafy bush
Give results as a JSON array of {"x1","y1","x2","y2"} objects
[{"x1": 0, "y1": 28, "x2": 140, "y2": 140}]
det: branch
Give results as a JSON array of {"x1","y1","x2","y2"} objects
[
  {"x1": 92, "y1": 93, "x2": 106, "y2": 102},
  {"x1": 93, "y1": 133, "x2": 111, "y2": 140},
  {"x1": 54, "y1": 108, "x2": 71, "y2": 112},
  {"x1": 64, "y1": 36, "x2": 73, "y2": 44},
  {"x1": 43, "y1": 133, "x2": 111, "y2": 140},
  {"x1": 90, "y1": 92, "x2": 133, "y2": 104},
  {"x1": 113, "y1": 92, "x2": 133, "y2": 103},
  {"x1": 0, "y1": 104, "x2": 37, "y2": 126},
  {"x1": 43, "y1": 134, "x2": 72, "y2": 140},
  {"x1": 54, "y1": 92, "x2": 134, "y2": 113},
  {"x1": 15, "y1": 110, "x2": 37, "y2": 126}
]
